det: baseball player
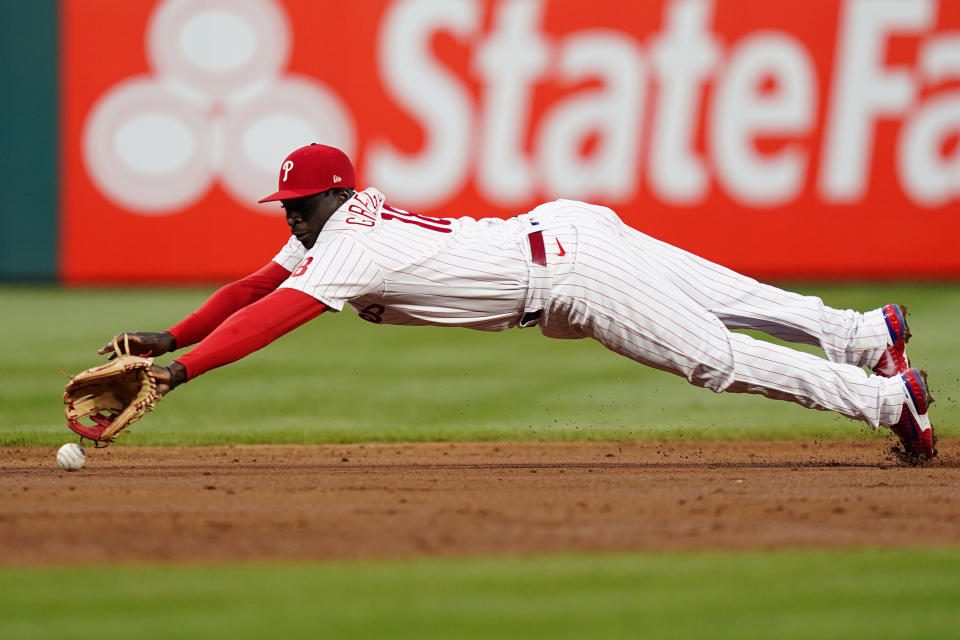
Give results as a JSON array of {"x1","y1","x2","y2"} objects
[{"x1": 101, "y1": 143, "x2": 936, "y2": 460}]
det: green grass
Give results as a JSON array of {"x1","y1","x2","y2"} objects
[
  {"x1": 2, "y1": 283, "x2": 958, "y2": 445},
  {"x1": 1, "y1": 549, "x2": 958, "y2": 639}
]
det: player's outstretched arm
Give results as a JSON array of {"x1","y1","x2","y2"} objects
[
  {"x1": 167, "y1": 288, "x2": 326, "y2": 387},
  {"x1": 97, "y1": 261, "x2": 292, "y2": 360},
  {"x1": 166, "y1": 261, "x2": 292, "y2": 350}
]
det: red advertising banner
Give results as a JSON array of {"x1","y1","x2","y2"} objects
[{"x1": 61, "y1": 0, "x2": 960, "y2": 283}]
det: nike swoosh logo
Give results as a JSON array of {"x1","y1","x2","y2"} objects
[{"x1": 556, "y1": 239, "x2": 566, "y2": 257}]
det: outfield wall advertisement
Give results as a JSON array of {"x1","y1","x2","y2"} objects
[{"x1": 61, "y1": 0, "x2": 960, "y2": 283}]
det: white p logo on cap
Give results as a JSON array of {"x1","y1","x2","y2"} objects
[{"x1": 282, "y1": 160, "x2": 294, "y2": 182}]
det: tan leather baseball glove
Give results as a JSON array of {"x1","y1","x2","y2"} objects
[{"x1": 63, "y1": 337, "x2": 159, "y2": 446}]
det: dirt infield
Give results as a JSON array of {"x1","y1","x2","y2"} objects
[{"x1": 2, "y1": 440, "x2": 959, "y2": 564}]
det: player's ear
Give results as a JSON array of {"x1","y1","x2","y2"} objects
[{"x1": 334, "y1": 188, "x2": 352, "y2": 204}]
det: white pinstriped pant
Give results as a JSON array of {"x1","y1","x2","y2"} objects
[{"x1": 530, "y1": 202, "x2": 906, "y2": 428}]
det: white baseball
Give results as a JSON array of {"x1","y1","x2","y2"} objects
[{"x1": 56, "y1": 443, "x2": 86, "y2": 471}]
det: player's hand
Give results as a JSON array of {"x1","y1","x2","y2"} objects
[
  {"x1": 98, "y1": 332, "x2": 177, "y2": 359},
  {"x1": 150, "y1": 362, "x2": 187, "y2": 397}
]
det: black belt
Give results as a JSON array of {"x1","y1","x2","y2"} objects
[{"x1": 520, "y1": 231, "x2": 546, "y2": 326}]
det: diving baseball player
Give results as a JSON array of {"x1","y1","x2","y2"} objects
[{"x1": 93, "y1": 143, "x2": 936, "y2": 461}]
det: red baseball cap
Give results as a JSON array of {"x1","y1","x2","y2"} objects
[{"x1": 258, "y1": 143, "x2": 356, "y2": 203}]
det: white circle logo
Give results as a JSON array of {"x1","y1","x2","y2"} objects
[{"x1": 83, "y1": 0, "x2": 356, "y2": 215}]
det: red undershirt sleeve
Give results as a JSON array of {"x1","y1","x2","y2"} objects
[
  {"x1": 174, "y1": 288, "x2": 327, "y2": 380},
  {"x1": 167, "y1": 261, "x2": 292, "y2": 349}
]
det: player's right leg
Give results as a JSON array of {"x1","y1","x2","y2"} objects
[{"x1": 545, "y1": 278, "x2": 934, "y2": 458}]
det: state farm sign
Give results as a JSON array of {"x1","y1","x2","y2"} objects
[
  {"x1": 368, "y1": 0, "x2": 959, "y2": 210},
  {"x1": 62, "y1": 0, "x2": 960, "y2": 283}
]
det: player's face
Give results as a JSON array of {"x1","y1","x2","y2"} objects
[{"x1": 282, "y1": 190, "x2": 346, "y2": 249}]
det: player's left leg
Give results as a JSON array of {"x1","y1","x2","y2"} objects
[{"x1": 617, "y1": 224, "x2": 902, "y2": 372}]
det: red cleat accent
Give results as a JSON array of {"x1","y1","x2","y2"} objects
[{"x1": 873, "y1": 304, "x2": 911, "y2": 377}]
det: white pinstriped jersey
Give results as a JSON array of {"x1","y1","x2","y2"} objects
[
  {"x1": 272, "y1": 189, "x2": 913, "y2": 432},
  {"x1": 274, "y1": 188, "x2": 530, "y2": 330}
]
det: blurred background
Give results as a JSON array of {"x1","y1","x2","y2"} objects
[
  {"x1": 3, "y1": 0, "x2": 958, "y2": 285},
  {"x1": 2, "y1": 6, "x2": 959, "y2": 636}
]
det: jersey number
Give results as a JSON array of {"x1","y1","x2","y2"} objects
[
  {"x1": 291, "y1": 256, "x2": 313, "y2": 277},
  {"x1": 381, "y1": 204, "x2": 452, "y2": 233},
  {"x1": 359, "y1": 304, "x2": 385, "y2": 323}
]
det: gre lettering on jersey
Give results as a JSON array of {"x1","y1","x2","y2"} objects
[{"x1": 274, "y1": 188, "x2": 528, "y2": 329}]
